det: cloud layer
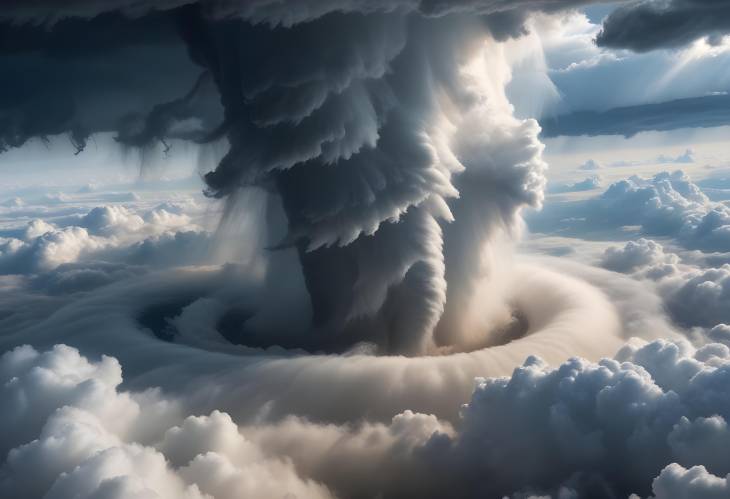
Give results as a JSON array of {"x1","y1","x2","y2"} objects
[
  {"x1": 5, "y1": 336, "x2": 730, "y2": 499},
  {"x1": 531, "y1": 170, "x2": 730, "y2": 253}
]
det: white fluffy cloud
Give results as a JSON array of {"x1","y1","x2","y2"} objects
[
  {"x1": 708, "y1": 324, "x2": 730, "y2": 346},
  {"x1": 599, "y1": 238, "x2": 730, "y2": 329},
  {"x1": 598, "y1": 171, "x2": 720, "y2": 244},
  {"x1": 601, "y1": 238, "x2": 679, "y2": 277},
  {"x1": 532, "y1": 170, "x2": 730, "y2": 253},
  {"x1": 646, "y1": 464, "x2": 730, "y2": 499},
  {"x1": 0, "y1": 344, "x2": 333, "y2": 499},
  {"x1": 80, "y1": 205, "x2": 145, "y2": 236},
  {"x1": 662, "y1": 265, "x2": 730, "y2": 329},
  {"x1": 79, "y1": 204, "x2": 198, "y2": 241},
  {"x1": 444, "y1": 337, "x2": 730, "y2": 497},
  {"x1": 0, "y1": 200, "x2": 209, "y2": 276},
  {"x1": 0, "y1": 225, "x2": 106, "y2": 274},
  {"x1": 4, "y1": 337, "x2": 730, "y2": 499}
]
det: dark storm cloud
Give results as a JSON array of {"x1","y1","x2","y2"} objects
[
  {"x1": 1, "y1": 1, "x2": 613, "y2": 26},
  {"x1": 0, "y1": 0, "x2": 653, "y2": 358},
  {"x1": 597, "y1": 0, "x2": 730, "y2": 52},
  {"x1": 5, "y1": 0, "x2": 719, "y2": 356},
  {"x1": 540, "y1": 94, "x2": 730, "y2": 138},
  {"x1": 0, "y1": 0, "x2": 622, "y2": 158},
  {"x1": 0, "y1": 12, "x2": 223, "y2": 155}
]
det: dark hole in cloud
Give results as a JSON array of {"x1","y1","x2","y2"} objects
[{"x1": 137, "y1": 300, "x2": 194, "y2": 342}]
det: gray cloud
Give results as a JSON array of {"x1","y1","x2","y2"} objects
[
  {"x1": 0, "y1": 201, "x2": 207, "y2": 276},
  {"x1": 597, "y1": 0, "x2": 730, "y2": 52},
  {"x1": 540, "y1": 94, "x2": 730, "y2": 138},
  {"x1": 5, "y1": 335, "x2": 730, "y2": 498},
  {"x1": 596, "y1": 238, "x2": 730, "y2": 332},
  {"x1": 29, "y1": 262, "x2": 148, "y2": 295},
  {"x1": 530, "y1": 170, "x2": 730, "y2": 253},
  {"x1": 0, "y1": 1, "x2": 614, "y2": 27},
  {"x1": 0, "y1": 2, "x2": 563, "y2": 356},
  {"x1": 662, "y1": 265, "x2": 730, "y2": 329},
  {"x1": 9, "y1": 0, "x2": 720, "y2": 360},
  {"x1": 601, "y1": 238, "x2": 679, "y2": 275}
]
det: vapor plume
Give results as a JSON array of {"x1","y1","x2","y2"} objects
[{"x1": 0, "y1": 1, "x2": 564, "y2": 355}]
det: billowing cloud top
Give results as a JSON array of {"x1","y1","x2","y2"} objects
[{"x1": 1, "y1": 0, "x2": 726, "y2": 357}]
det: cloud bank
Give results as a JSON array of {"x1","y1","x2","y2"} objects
[
  {"x1": 5, "y1": 336, "x2": 730, "y2": 499},
  {"x1": 597, "y1": 0, "x2": 730, "y2": 52},
  {"x1": 532, "y1": 170, "x2": 730, "y2": 253},
  {"x1": 540, "y1": 94, "x2": 730, "y2": 138}
]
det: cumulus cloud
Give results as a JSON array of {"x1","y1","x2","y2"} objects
[
  {"x1": 601, "y1": 238, "x2": 679, "y2": 277},
  {"x1": 532, "y1": 170, "x2": 730, "y2": 253},
  {"x1": 0, "y1": 189, "x2": 220, "y2": 278},
  {"x1": 77, "y1": 204, "x2": 198, "y2": 240},
  {"x1": 595, "y1": 236, "x2": 730, "y2": 333},
  {"x1": 0, "y1": 225, "x2": 106, "y2": 274},
  {"x1": 23, "y1": 219, "x2": 55, "y2": 239},
  {"x1": 79, "y1": 205, "x2": 145, "y2": 236},
  {"x1": 646, "y1": 463, "x2": 730, "y2": 499},
  {"x1": 0, "y1": 344, "x2": 334, "y2": 499},
  {"x1": 439, "y1": 336, "x2": 730, "y2": 497},
  {"x1": 5, "y1": 337, "x2": 730, "y2": 499},
  {"x1": 661, "y1": 264, "x2": 730, "y2": 329},
  {"x1": 708, "y1": 324, "x2": 730, "y2": 346}
]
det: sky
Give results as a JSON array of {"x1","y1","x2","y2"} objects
[{"x1": 1, "y1": 1, "x2": 730, "y2": 498}]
